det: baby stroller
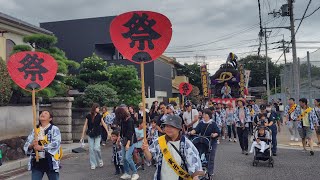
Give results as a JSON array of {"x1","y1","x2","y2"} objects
[
  {"x1": 190, "y1": 134, "x2": 211, "y2": 179},
  {"x1": 252, "y1": 126, "x2": 274, "y2": 167}
]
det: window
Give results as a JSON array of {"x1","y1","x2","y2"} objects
[{"x1": 6, "y1": 39, "x2": 15, "y2": 61}]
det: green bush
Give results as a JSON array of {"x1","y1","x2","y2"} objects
[
  {"x1": 11, "y1": 45, "x2": 32, "y2": 54},
  {"x1": 23, "y1": 34, "x2": 57, "y2": 49},
  {"x1": 0, "y1": 58, "x2": 13, "y2": 105},
  {"x1": 65, "y1": 77, "x2": 87, "y2": 92},
  {"x1": 82, "y1": 84, "x2": 119, "y2": 107}
]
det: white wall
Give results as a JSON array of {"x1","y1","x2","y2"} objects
[{"x1": 0, "y1": 106, "x2": 33, "y2": 140}]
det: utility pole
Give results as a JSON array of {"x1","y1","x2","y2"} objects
[
  {"x1": 282, "y1": 35, "x2": 287, "y2": 64},
  {"x1": 288, "y1": 0, "x2": 300, "y2": 100},
  {"x1": 264, "y1": 28, "x2": 271, "y2": 100},
  {"x1": 275, "y1": 77, "x2": 277, "y2": 94},
  {"x1": 307, "y1": 51, "x2": 312, "y2": 104}
]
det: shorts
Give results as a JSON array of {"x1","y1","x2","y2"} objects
[
  {"x1": 316, "y1": 126, "x2": 320, "y2": 135},
  {"x1": 298, "y1": 127, "x2": 313, "y2": 139}
]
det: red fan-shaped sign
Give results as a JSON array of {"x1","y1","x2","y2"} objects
[
  {"x1": 179, "y1": 82, "x2": 193, "y2": 96},
  {"x1": 7, "y1": 51, "x2": 58, "y2": 91},
  {"x1": 110, "y1": 11, "x2": 172, "y2": 64}
]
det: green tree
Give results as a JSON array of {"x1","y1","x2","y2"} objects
[
  {"x1": 0, "y1": 58, "x2": 13, "y2": 105},
  {"x1": 107, "y1": 65, "x2": 141, "y2": 105},
  {"x1": 82, "y1": 84, "x2": 119, "y2": 107},
  {"x1": 176, "y1": 63, "x2": 202, "y2": 94},
  {"x1": 238, "y1": 55, "x2": 281, "y2": 88},
  {"x1": 189, "y1": 85, "x2": 201, "y2": 105},
  {"x1": 12, "y1": 34, "x2": 79, "y2": 98},
  {"x1": 299, "y1": 62, "x2": 320, "y2": 79},
  {"x1": 65, "y1": 53, "x2": 110, "y2": 91}
]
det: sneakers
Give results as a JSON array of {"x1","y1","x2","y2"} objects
[
  {"x1": 295, "y1": 138, "x2": 299, "y2": 142},
  {"x1": 131, "y1": 174, "x2": 139, "y2": 180},
  {"x1": 101, "y1": 141, "x2": 106, "y2": 146},
  {"x1": 99, "y1": 161, "x2": 104, "y2": 168},
  {"x1": 217, "y1": 140, "x2": 220, "y2": 144},
  {"x1": 310, "y1": 151, "x2": 314, "y2": 156},
  {"x1": 273, "y1": 153, "x2": 277, "y2": 156},
  {"x1": 91, "y1": 165, "x2": 96, "y2": 170},
  {"x1": 290, "y1": 136, "x2": 294, "y2": 141},
  {"x1": 146, "y1": 161, "x2": 151, "y2": 167},
  {"x1": 120, "y1": 173, "x2": 131, "y2": 179},
  {"x1": 229, "y1": 138, "x2": 232, "y2": 142},
  {"x1": 245, "y1": 151, "x2": 249, "y2": 155},
  {"x1": 222, "y1": 136, "x2": 225, "y2": 140},
  {"x1": 234, "y1": 139, "x2": 237, "y2": 143}
]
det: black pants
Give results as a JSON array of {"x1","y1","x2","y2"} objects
[
  {"x1": 248, "y1": 122, "x2": 253, "y2": 135},
  {"x1": 114, "y1": 163, "x2": 124, "y2": 174},
  {"x1": 101, "y1": 127, "x2": 108, "y2": 142},
  {"x1": 237, "y1": 127, "x2": 249, "y2": 151},
  {"x1": 227, "y1": 125, "x2": 237, "y2": 139}
]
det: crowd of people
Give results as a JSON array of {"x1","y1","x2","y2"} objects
[{"x1": 22, "y1": 97, "x2": 320, "y2": 180}]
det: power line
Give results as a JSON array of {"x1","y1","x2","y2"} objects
[
  {"x1": 166, "y1": 40, "x2": 259, "y2": 54},
  {"x1": 169, "y1": 18, "x2": 278, "y2": 50},
  {"x1": 296, "y1": 5, "x2": 320, "y2": 20},
  {"x1": 295, "y1": 0, "x2": 312, "y2": 34},
  {"x1": 274, "y1": 0, "x2": 313, "y2": 64},
  {"x1": 258, "y1": 0, "x2": 264, "y2": 56}
]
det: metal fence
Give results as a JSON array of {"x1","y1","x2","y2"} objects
[{"x1": 280, "y1": 49, "x2": 320, "y2": 106}]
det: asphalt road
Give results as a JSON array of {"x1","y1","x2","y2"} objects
[{"x1": 10, "y1": 140, "x2": 320, "y2": 180}]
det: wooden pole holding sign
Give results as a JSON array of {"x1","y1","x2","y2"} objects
[
  {"x1": 7, "y1": 52, "x2": 58, "y2": 162},
  {"x1": 109, "y1": 11, "x2": 172, "y2": 140},
  {"x1": 140, "y1": 62, "x2": 147, "y2": 140},
  {"x1": 32, "y1": 89, "x2": 39, "y2": 162},
  {"x1": 182, "y1": 95, "x2": 184, "y2": 107}
]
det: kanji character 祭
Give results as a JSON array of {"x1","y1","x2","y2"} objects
[
  {"x1": 122, "y1": 13, "x2": 161, "y2": 51},
  {"x1": 18, "y1": 53, "x2": 48, "y2": 82},
  {"x1": 110, "y1": 11, "x2": 172, "y2": 64},
  {"x1": 182, "y1": 83, "x2": 190, "y2": 95}
]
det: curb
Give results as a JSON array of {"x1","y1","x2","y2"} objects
[{"x1": 0, "y1": 143, "x2": 83, "y2": 174}]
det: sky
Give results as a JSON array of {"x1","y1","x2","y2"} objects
[{"x1": 0, "y1": 0, "x2": 319, "y2": 74}]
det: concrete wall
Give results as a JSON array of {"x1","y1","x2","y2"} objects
[
  {"x1": 72, "y1": 108, "x2": 90, "y2": 141},
  {"x1": 0, "y1": 106, "x2": 33, "y2": 141}
]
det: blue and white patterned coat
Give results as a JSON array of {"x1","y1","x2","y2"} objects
[
  {"x1": 284, "y1": 104, "x2": 300, "y2": 120},
  {"x1": 294, "y1": 107, "x2": 318, "y2": 130},
  {"x1": 23, "y1": 125, "x2": 61, "y2": 172},
  {"x1": 234, "y1": 107, "x2": 251, "y2": 127},
  {"x1": 252, "y1": 104, "x2": 260, "y2": 115},
  {"x1": 213, "y1": 112, "x2": 223, "y2": 127},
  {"x1": 148, "y1": 135, "x2": 203, "y2": 180},
  {"x1": 104, "y1": 113, "x2": 115, "y2": 125}
]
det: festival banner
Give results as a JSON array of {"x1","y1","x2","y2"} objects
[
  {"x1": 210, "y1": 98, "x2": 237, "y2": 107},
  {"x1": 244, "y1": 70, "x2": 251, "y2": 88},
  {"x1": 200, "y1": 64, "x2": 209, "y2": 98}
]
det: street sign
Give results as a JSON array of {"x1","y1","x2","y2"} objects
[
  {"x1": 110, "y1": 11, "x2": 172, "y2": 64},
  {"x1": 7, "y1": 51, "x2": 58, "y2": 91},
  {"x1": 179, "y1": 82, "x2": 192, "y2": 96},
  {"x1": 7, "y1": 51, "x2": 58, "y2": 162},
  {"x1": 110, "y1": 11, "x2": 172, "y2": 141}
]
